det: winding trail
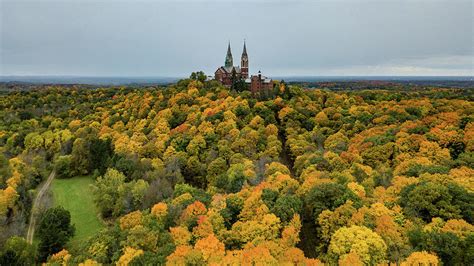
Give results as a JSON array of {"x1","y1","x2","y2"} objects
[{"x1": 26, "y1": 170, "x2": 55, "y2": 244}]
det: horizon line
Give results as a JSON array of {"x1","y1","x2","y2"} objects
[{"x1": 1, "y1": 74, "x2": 473, "y2": 78}]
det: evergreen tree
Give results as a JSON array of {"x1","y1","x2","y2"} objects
[{"x1": 37, "y1": 207, "x2": 75, "y2": 262}]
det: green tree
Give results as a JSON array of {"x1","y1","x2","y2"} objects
[
  {"x1": 190, "y1": 71, "x2": 207, "y2": 83},
  {"x1": 399, "y1": 182, "x2": 473, "y2": 223},
  {"x1": 0, "y1": 154, "x2": 12, "y2": 183},
  {"x1": 37, "y1": 207, "x2": 75, "y2": 262},
  {"x1": 89, "y1": 137, "x2": 113, "y2": 175},
  {"x1": 220, "y1": 196, "x2": 244, "y2": 229},
  {"x1": 225, "y1": 163, "x2": 248, "y2": 193},
  {"x1": 184, "y1": 156, "x2": 206, "y2": 187},
  {"x1": 408, "y1": 228, "x2": 474, "y2": 265},
  {"x1": 84, "y1": 226, "x2": 122, "y2": 264},
  {"x1": 71, "y1": 137, "x2": 91, "y2": 175},
  {"x1": 233, "y1": 79, "x2": 248, "y2": 92},
  {"x1": 92, "y1": 168, "x2": 126, "y2": 218},
  {"x1": 207, "y1": 157, "x2": 227, "y2": 185},
  {"x1": 271, "y1": 195, "x2": 303, "y2": 224},
  {"x1": 54, "y1": 155, "x2": 72, "y2": 179},
  {"x1": 24, "y1": 132, "x2": 44, "y2": 151},
  {"x1": 361, "y1": 142, "x2": 395, "y2": 168},
  {"x1": 0, "y1": 236, "x2": 35, "y2": 265},
  {"x1": 305, "y1": 182, "x2": 360, "y2": 220}
]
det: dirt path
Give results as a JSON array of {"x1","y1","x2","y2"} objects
[{"x1": 26, "y1": 170, "x2": 55, "y2": 244}]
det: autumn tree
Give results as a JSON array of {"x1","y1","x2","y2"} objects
[
  {"x1": 324, "y1": 131, "x2": 349, "y2": 153},
  {"x1": 328, "y1": 225, "x2": 387, "y2": 265},
  {"x1": 401, "y1": 251, "x2": 439, "y2": 266}
]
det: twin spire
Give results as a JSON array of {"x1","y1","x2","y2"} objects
[
  {"x1": 225, "y1": 42, "x2": 233, "y2": 67},
  {"x1": 225, "y1": 41, "x2": 247, "y2": 68}
]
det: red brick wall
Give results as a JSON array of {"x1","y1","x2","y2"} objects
[
  {"x1": 250, "y1": 75, "x2": 273, "y2": 94},
  {"x1": 241, "y1": 68, "x2": 248, "y2": 79}
]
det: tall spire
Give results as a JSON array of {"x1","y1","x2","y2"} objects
[
  {"x1": 225, "y1": 41, "x2": 233, "y2": 68},
  {"x1": 241, "y1": 40, "x2": 249, "y2": 78}
]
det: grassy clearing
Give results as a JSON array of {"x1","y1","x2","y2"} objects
[{"x1": 51, "y1": 175, "x2": 104, "y2": 248}]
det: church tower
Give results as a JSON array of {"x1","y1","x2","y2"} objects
[
  {"x1": 241, "y1": 41, "x2": 249, "y2": 78},
  {"x1": 225, "y1": 42, "x2": 233, "y2": 68}
]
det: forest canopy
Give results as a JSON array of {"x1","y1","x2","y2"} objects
[{"x1": 0, "y1": 78, "x2": 473, "y2": 265}]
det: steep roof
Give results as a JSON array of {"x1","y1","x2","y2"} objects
[
  {"x1": 242, "y1": 41, "x2": 247, "y2": 56},
  {"x1": 218, "y1": 66, "x2": 242, "y2": 74}
]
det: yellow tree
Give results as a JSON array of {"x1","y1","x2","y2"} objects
[
  {"x1": 166, "y1": 245, "x2": 203, "y2": 266},
  {"x1": 119, "y1": 210, "x2": 142, "y2": 230},
  {"x1": 318, "y1": 201, "x2": 356, "y2": 245},
  {"x1": 0, "y1": 186, "x2": 19, "y2": 216},
  {"x1": 117, "y1": 247, "x2": 144, "y2": 266},
  {"x1": 315, "y1": 111, "x2": 329, "y2": 126},
  {"x1": 279, "y1": 247, "x2": 307, "y2": 265},
  {"x1": 192, "y1": 215, "x2": 214, "y2": 240},
  {"x1": 441, "y1": 219, "x2": 474, "y2": 238},
  {"x1": 194, "y1": 234, "x2": 225, "y2": 263},
  {"x1": 126, "y1": 225, "x2": 158, "y2": 251},
  {"x1": 375, "y1": 214, "x2": 409, "y2": 263},
  {"x1": 401, "y1": 251, "x2": 439, "y2": 266},
  {"x1": 78, "y1": 259, "x2": 101, "y2": 266},
  {"x1": 241, "y1": 244, "x2": 278, "y2": 265},
  {"x1": 324, "y1": 131, "x2": 349, "y2": 153},
  {"x1": 339, "y1": 252, "x2": 364, "y2": 266},
  {"x1": 280, "y1": 214, "x2": 302, "y2": 247},
  {"x1": 170, "y1": 226, "x2": 192, "y2": 246},
  {"x1": 151, "y1": 202, "x2": 168, "y2": 222},
  {"x1": 231, "y1": 213, "x2": 281, "y2": 245},
  {"x1": 328, "y1": 225, "x2": 387, "y2": 265},
  {"x1": 48, "y1": 249, "x2": 71, "y2": 265}
]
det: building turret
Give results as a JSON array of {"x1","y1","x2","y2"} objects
[
  {"x1": 241, "y1": 40, "x2": 249, "y2": 78},
  {"x1": 225, "y1": 42, "x2": 233, "y2": 68}
]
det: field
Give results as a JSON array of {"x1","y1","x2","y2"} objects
[{"x1": 51, "y1": 176, "x2": 104, "y2": 248}]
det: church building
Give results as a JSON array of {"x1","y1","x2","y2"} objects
[
  {"x1": 215, "y1": 41, "x2": 273, "y2": 95},
  {"x1": 214, "y1": 42, "x2": 248, "y2": 87}
]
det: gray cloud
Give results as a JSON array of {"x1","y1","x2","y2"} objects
[{"x1": 1, "y1": 0, "x2": 472, "y2": 76}]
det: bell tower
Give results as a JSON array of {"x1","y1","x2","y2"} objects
[
  {"x1": 241, "y1": 40, "x2": 249, "y2": 78},
  {"x1": 225, "y1": 42, "x2": 233, "y2": 68}
]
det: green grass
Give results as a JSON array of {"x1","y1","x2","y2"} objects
[{"x1": 51, "y1": 175, "x2": 104, "y2": 248}]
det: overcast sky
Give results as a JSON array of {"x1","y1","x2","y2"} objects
[{"x1": 1, "y1": 0, "x2": 472, "y2": 77}]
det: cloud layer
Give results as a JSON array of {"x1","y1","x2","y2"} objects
[{"x1": 1, "y1": 0, "x2": 472, "y2": 76}]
